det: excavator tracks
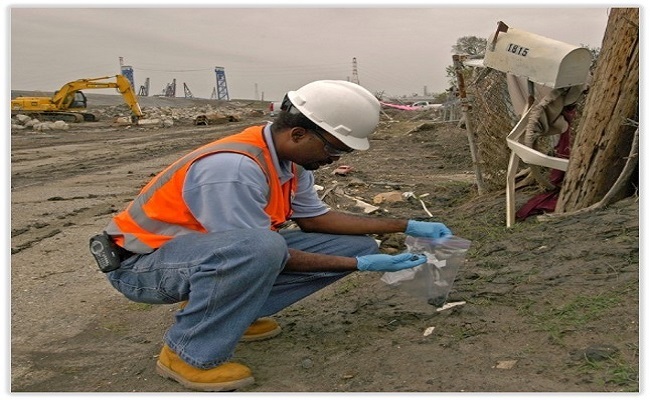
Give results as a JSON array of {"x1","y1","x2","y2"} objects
[{"x1": 12, "y1": 111, "x2": 97, "y2": 123}]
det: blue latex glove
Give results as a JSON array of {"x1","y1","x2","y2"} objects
[
  {"x1": 356, "y1": 253, "x2": 427, "y2": 272},
  {"x1": 405, "y1": 220, "x2": 452, "y2": 239}
]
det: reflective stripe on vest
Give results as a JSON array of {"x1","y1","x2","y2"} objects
[{"x1": 106, "y1": 126, "x2": 297, "y2": 253}]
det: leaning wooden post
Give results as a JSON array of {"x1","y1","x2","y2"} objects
[{"x1": 453, "y1": 54, "x2": 485, "y2": 195}]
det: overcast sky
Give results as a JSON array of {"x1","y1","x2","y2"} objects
[{"x1": 7, "y1": 3, "x2": 611, "y2": 101}]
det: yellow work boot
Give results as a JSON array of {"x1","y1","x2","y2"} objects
[
  {"x1": 177, "y1": 301, "x2": 282, "y2": 342},
  {"x1": 156, "y1": 344, "x2": 254, "y2": 392},
  {"x1": 240, "y1": 317, "x2": 282, "y2": 342}
]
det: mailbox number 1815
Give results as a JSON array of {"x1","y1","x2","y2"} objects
[{"x1": 507, "y1": 43, "x2": 529, "y2": 56}]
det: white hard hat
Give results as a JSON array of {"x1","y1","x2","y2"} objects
[{"x1": 286, "y1": 80, "x2": 380, "y2": 150}]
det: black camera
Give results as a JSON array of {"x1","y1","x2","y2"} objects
[{"x1": 89, "y1": 232, "x2": 122, "y2": 273}]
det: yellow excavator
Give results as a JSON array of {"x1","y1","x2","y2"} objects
[{"x1": 10, "y1": 75, "x2": 143, "y2": 123}]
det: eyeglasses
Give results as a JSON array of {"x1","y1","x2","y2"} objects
[{"x1": 309, "y1": 130, "x2": 353, "y2": 157}]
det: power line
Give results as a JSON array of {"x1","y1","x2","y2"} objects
[{"x1": 134, "y1": 67, "x2": 213, "y2": 73}]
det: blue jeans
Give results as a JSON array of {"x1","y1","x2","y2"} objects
[{"x1": 105, "y1": 228, "x2": 378, "y2": 369}]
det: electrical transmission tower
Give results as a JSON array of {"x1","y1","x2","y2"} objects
[
  {"x1": 351, "y1": 57, "x2": 360, "y2": 85},
  {"x1": 138, "y1": 77, "x2": 150, "y2": 96},
  {"x1": 214, "y1": 66, "x2": 230, "y2": 100}
]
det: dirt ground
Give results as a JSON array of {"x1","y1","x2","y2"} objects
[{"x1": 9, "y1": 94, "x2": 639, "y2": 394}]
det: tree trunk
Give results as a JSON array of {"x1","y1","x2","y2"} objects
[{"x1": 556, "y1": 8, "x2": 639, "y2": 213}]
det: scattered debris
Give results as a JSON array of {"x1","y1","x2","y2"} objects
[
  {"x1": 423, "y1": 326, "x2": 435, "y2": 336},
  {"x1": 33, "y1": 120, "x2": 70, "y2": 132},
  {"x1": 318, "y1": 184, "x2": 338, "y2": 201},
  {"x1": 11, "y1": 99, "x2": 248, "y2": 132},
  {"x1": 575, "y1": 344, "x2": 619, "y2": 362},
  {"x1": 343, "y1": 194, "x2": 380, "y2": 214},
  {"x1": 193, "y1": 112, "x2": 240, "y2": 125},
  {"x1": 193, "y1": 115, "x2": 209, "y2": 125},
  {"x1": 435, "y1": 301, "x2": 466, "y2": 312},
  {"x1": 114, "y1": 116, "x2": 134, "y2": 125},
  {"x1": 373, "y1": 191, "x2": 404, "y2": 204},
  {"x1": 403, "y1": 192, "x2": 433, "y2": 217},
  {"x1": 11, "y1": 115, "x2": 71, "y2": 131},
  {"x1": 495, "y1": 360, "x2": 518, "y2": 369},
  {"x1": 137, "y1": 118, "x2": 162, "y2": 126},
  {"x1": 333, "y1": 165, "x2": 353, "y2": 176}
]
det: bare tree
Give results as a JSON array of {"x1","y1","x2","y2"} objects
[{"x1": 555, "y1": 8, "x2": 639, "y2": 213}]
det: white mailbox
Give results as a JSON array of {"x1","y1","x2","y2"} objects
[
  {"x1": 482, "y1": 22, "x2": 592, "y2": 227},
  {"x1": 484, "y1": 21, "x2": 592, "y2": 88}
]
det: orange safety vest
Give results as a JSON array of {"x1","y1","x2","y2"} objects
[{"x1": 105, "y1": 125, "x2": 298, "y2": 254}]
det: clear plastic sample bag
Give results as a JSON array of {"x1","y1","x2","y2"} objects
[{"x1": 380, "y1": 235, "x2": 471, "y2": 306}]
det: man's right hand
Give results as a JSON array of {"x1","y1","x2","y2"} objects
[{"x1": 356, "y1": 253, "x2": 426, "y2": 272}]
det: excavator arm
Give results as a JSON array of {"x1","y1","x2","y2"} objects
[
  {"x1": 114, "y1": 75, "x2": 143, "y2": 118},
  {"x1": 50, "y1": 75, "x2": 143, "y2": 118}
]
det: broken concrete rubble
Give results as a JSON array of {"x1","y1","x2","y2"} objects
[
  {"x1": 373, "y1": 191, "x2": 404, "y2": 204},
  {"x1": 193, "y1": 112, "x2": 241, "y2": 126},
  {"x1": 10, "y1": 101, "x2": 254, "y2": 132},
  {"x1": 11, "y1": 115, "x2": 70, "y2": 132}
]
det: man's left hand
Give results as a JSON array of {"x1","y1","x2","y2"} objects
[{"x1": 405, "y1": 220, "x2": 452, "y2": 239}]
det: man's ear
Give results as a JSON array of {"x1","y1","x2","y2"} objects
[{"x1": 290, "y1": 127, "x2": 308, "y2": 143}]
